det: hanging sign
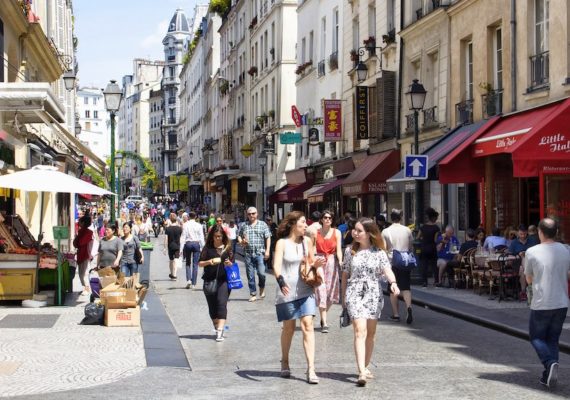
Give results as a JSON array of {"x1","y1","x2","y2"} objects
[
  {"x1": 240, "y1": 143, "x2": 254, "y2": 158},
  {"x1": 291, "y1": 105, "x2": 302, "y2": 127},
  {"x1": 355, "y1": 86, "x2": 369, "y2": 140},
  {"x1": 323, "y1": 100, "x2": 342, "y2": 142}
]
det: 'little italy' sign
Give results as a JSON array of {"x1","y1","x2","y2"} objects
[{"x1": 538, "y1": 133, "x2": 570, "y2": 153}]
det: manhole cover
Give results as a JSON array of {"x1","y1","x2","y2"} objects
[{"x1": 0, "y1": 314, "x2": 60, "y2": 329}]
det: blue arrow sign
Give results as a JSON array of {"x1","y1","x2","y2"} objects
[{"x1": 405, "y1": 155, "x2": 428, "y2": 179}]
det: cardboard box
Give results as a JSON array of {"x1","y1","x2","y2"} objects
[
  {"x1": 99, "y1": 276, "x2": 117, "y2": 290},
  {"x1": 100, "y1": 285, "x2": 137, "y2": 309},
  {"x1": 105, "y1": 306, "x2": 140, "y2": 327}
]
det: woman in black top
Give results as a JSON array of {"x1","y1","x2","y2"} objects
[
  {"x1": 164, "y1": 213, "x2": 182, "y2": 280},
  {"x1": 418, "y1": 208, "x2": 441, "y2": 287},
  {"x1": 198, "y1": 224, "x2": 234, "y2": 342}
]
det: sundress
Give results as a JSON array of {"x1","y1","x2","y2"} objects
[
  {"x1": 342, "y1": 246, "x2": 390, "y2": 319},
  {"x1": 315, "y1": 229, "x2": 340, "y2": 308}
]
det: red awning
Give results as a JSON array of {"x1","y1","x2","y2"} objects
[
  {"x1": 439, "y1": 97, "x2": 570, "y2": 183},
  {"x1": 269, "y1": 181, "x2": 314, "y2": 203},
  {"x1": 308, "y1": 179, "x2": 345, "y2": 203},
  {"x1": 342, "y1": 150, "x2": 400, "y2": 196}
]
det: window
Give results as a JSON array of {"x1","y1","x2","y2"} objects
[
  {"x1": 301, "y1": 37, "x2": 306, "y2": 63},
  {"x1": 321, "y1": 17, "x2": 326, "y2": 60},
  {"x1": 92, "y1": 97, "x2": 97, "y2": 105},
  {"x1": 368, "y1": 5, "x2": 376, "y2": 38},
  {"x1": 309, "y1": 31, "x2": 314, "y2": 63},
  {"x1": 494, "y1": 28, "x2": 503, "y2": 90},
  {"x1": 466, "y1": 41, "x2": 473, "y2": 100},
  {"x1": 84, "y1": 97, "x2": 88, "y2": 105},
  {"x1": 352, "y1": 18, "x2": 359, "y2": 51},
  {"x1": 333, "y1": 8, "x2": 339, "y2": 53},
  {"x1": 85, "y1": 110, "x2": 90, "y2": 118},
  {"x1": 535, "y1": 0, "x2": 549, "y2": 55},
  {"x1": 94, "y1": 110, "x2": 98, "y2": 119},
  {"x1": 387, "y1": 0, "x2": 395, "y2": 31},
  {"x1": 85, "y1": 122, "x2": 91, "y2": 131}
]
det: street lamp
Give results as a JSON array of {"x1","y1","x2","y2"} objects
[
  {"x1": 258, "y1": 151, "x2": 267, "y2": 218},
  {"x1": 103, "y1": 80, "x2": 123, "y2": 223},
  {"x1": 115, "y1": 152, "x2": 124, "y2": 201},
  {"x1": 405, "y1": 79, "x2": 427, "y2": 232}
]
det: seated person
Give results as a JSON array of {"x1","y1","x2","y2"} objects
[
  {"x1": 459, "y1": 228, "x2": 479, "y2": 256},
  {"x1": 436, "y1": 225, "x2": 460, "y2": 287},
  {"x1": 508, "y1": 224, "x2": 539, "y2": 302},
  {"x1": 527, "y1": 224, "x2": 540, "y2": 247},
  {"x1": 483, "y1": 227, "x2": 507, "y2": 251}
]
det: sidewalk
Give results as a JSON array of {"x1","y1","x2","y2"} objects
[
  {"x1": 0, "y1": 276, "x2": 146, "y2": 398},
  {"x1": 408, "y1": 284, "x2": 570, "y2": 352}
]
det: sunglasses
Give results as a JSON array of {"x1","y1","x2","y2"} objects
[{"x1": 322, "y1": 216, "x2": 332, "y2": 220}]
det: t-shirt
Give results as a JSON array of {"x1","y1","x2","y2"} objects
[
  {"x1": 121, "y1": 235, "x2": 141, "y2": 264},
  {"x1": 436, "y1": 234, "x2": 460, "y2": 261},
  {"x1": 226, "y1": 225, "x2": 238, "y2": 240},
  {"x1": 483, "y1": 235, "x2": 507, "y2": 251},
  {"x1": 165, "y1": 225, "x2": 182, "y2": 251},
  {"x1": 420, "y1": 224, "x2": 440, "y2": 256},
  {"x1": 459, "y1": 240, "x2": 478, "y2": 255},
  {"x1": 98, "y1": 237, "x2": 123, "y2": 267},
  {"x1": 508, "y1": 238, "x2": 532, "y2": 255},
  {"x1": 525, "y1": 242, "x2": 570, "y2": 310}
]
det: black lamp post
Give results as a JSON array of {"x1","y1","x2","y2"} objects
[
  {"x1": 259, "y1": 151, "x2": 267, "y2": 218},
  {"x1": 115, "y1": 152, "x2": 124, "y2": 201},
  {"x1": 405, "y1": 79, "x2": 427, "y2": 232},
  {"x1": 103, "y1": 80, "x2": 123, "y2": 223}
]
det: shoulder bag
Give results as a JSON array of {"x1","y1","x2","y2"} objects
[
  {"x1": 299, "y1": 239, "x2": 323, "y2": 287},
  {"x1": 134, "y1": 237, "x2": 143, "y2": 265},
  {"x1": 387, "y1": 230, "x2": 417, "y2": 271},
  {"x1": 203, "y1": 258, "x2": 220, "y2": 296}
]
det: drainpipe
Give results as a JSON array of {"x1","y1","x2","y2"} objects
[{"x1": 510, "y1": 0, "x2": 517, "y2": 112}]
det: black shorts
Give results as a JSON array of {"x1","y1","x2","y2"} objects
[
  {"x1": 168, "y1": 249, "x2": 180, "y2": 260},
  {"x1": 393, "y1": 268, "x2": 411, "y2": 291}
]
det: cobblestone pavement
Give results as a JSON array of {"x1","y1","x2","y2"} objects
[
  {"x1": 2, "y1": 237, "x2": 569, "y2": 399},
  {"x1": 0, "y1": 280, "x2": 146, "y2": 397}
]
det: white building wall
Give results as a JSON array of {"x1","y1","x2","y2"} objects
[{"x1": 76, "y1": 87, "x2": 109, "y2": 161}]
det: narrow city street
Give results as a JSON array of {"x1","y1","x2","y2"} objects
[{"x1": 10, "y1": 237, "x2": 569, "y2": 400}]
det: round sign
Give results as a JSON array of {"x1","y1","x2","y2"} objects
[{"x1": 240, "y1": 143, "x2": 254, "y2": 158}]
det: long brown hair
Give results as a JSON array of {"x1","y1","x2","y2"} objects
[
  {"x1": 277, "y1": 211, "x2": 305, "y2": 239},
  {"x1": 204, "y1": 224, "x2": 230, "y2": 253},
  {"x1": 351, "y1": 217, "x2": 386, "y2": 254}
]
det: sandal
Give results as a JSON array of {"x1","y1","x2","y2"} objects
[
  {"x1": 306, "y1": 369, "x2": 319, "y2": 384},
  {"x1": 364, "y1": 367, "x2": 374, "y2": 379},
  {"x1": 357, "y1": 373, "x2": 367, "y2": 387},
  {"x1": 280, "y1": 360, "x2": 291, "y2": 378}
]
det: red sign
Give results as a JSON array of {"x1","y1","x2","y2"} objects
[
  {"x1": 291, "y1": 105, "x2": 302, "y2": 128},
  {"x1": 472, "y1": 135, "x2": 520, "y2": 157},
  {"x1": 323, "y1": 100, "x2": 342, "y2": 142}
]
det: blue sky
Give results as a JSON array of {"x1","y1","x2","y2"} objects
[{"x1": 74, "y1": 0, "x2": 200, "y2": 89}]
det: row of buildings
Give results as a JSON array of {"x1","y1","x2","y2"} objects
[
  {"x1": 76, "y1": 0, "x2": 570, "y2": 242},
  {"x1": 0, "y1": 0, "x2": 106, "y2": 242}
]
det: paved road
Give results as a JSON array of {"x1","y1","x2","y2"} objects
[{"x1": 9, "y1": 237, "x2": 570, "y2": 399}]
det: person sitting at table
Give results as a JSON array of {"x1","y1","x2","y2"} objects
[
  {"x1": 435, "y1": 225, "x2": 460, "y2": 287},
  {"x1": 447, "y1": 229, "x2": 478, "y2": 288},
  {"x1": 483, "y1": 227, "x2": 507, "y2": 251},
  {"x1": 475, "y1": 227, "x2": 486, "y2": 248},
  {"x1": 527, "y1": 224, "x2": 540, "y2": 247},
  {"x1": 509, "y1": 224, "x2": 539, "y2": 302}
]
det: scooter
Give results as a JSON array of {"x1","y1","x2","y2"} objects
[{"x1": 153, "y1": 216, "x2": 163, "y2": 237}]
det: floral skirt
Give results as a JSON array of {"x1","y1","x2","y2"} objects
[{"x1": 315, "y1": 254, "x2": 340, "y2": 308}]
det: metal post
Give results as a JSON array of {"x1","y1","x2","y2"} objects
[
  {"x1": 117, "y1": 166, "x2": 121, "y2": 203},
  {"x1": 414, "y1": 110, "x2": 422, "y2": 232},
  {"x1": 110, "y1": 112, "x2": 116, "y2": 223},
  {"x1": 261, "y1": 163, "x2": 266, "y2": 218}
]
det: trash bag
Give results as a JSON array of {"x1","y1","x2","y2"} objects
[{"x1": 80, "y1": 303, "x2": 105, "y2": 325}]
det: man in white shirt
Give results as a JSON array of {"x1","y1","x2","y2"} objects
[
  {"x1": 525, "y1": 218, "x2": 570, "y2": 388},
  {"x1": 180, "y1": 211, "x2": 205, "y2": 289},
  {"x1": 382, "y1": 209, "x2": 415, "y2": 324}
]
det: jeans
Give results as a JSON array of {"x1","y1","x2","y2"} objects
[
  {"x1": 121, "y1": 262, "x2": 138, "y2": 277},
  {"x1": 244, "y1": 253, "x2": 266, "y2": 295},
  {"x1": 184, "y1": 241, "x2": 201, "y2": 285},
  {"x1": 529, "y1": 307, "x2": 568, "y2": 369}
]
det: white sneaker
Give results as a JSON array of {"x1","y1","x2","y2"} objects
[
  {"x1": 260, "y1": 288, "x2": 266, "y2": 299},
  {"x1": 186, "y1": 281, "x2": 192, "y2": 289},
  {"x1": 248, "y1": 295, "x2": 257, "y2": 302},
  {"x1": 215, "y1": 329, "x2": 224, "y2": 342}
]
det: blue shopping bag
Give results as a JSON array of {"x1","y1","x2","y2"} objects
[{"x1": 225, "y1": 262, "x2": 243, "y2": 290}]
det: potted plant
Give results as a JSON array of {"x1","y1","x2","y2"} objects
[
  {"x1": 248, "y1": 15, "x2": 258, "y2": 30},
  {"x1": 479, "y1": 82, "x2": 498, "y2": 117},
  {"x1": 363, "y1": 36, "x2": 376, "y2": 53},
  {"x1": 268, "y1": 110, "x2": 275, "y2": 119},
  {"x1": 247, "y1": 66, "x2": 258, "y2": 76},
  {"x1": 220, "y1": 80, "x2": 229, "y2": 95},
  {"x1": 382, "y1": 29, "x2": 396, "y2": 45}
]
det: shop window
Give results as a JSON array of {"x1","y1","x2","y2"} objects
[{"x1": 545, "y1": 175, "x2": 570, "y2": 243}]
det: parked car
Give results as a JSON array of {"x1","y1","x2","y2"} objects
[{"x1": 125, "y1": 195, "x2": 143, "y2": 204}]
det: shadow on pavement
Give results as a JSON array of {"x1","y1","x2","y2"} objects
[
  {"x1": 478, "y1": 370, "x2": 568, "y2": 394},
  {"x1": 179, "y1": 334, "x2": 216, "y2": 341}
]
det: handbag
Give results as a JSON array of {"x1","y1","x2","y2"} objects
[
  {"x1": 299, "y1": 240, "x2": 323, "y2": 287},
  {"x1": 387, "y1": 231, "x2": 417, "y2": 271},
  {"x1": 225, "y1": 262, "x2": 243, "y2": 290},
  {"x1": 134, "y1": 237, "x2": 143, "y2": 265},
  {"x1": 203, "y1": 256, "x2": 220, "y2": 296},
  {"x1": 340, "y1": 307, "x2": 351, "y2": 328}
]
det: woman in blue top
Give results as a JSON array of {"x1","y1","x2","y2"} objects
[{"x1": 273, "y1": 211, "x2": 324, "y2": 384}]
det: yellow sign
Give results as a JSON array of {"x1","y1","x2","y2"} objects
[
  {"x1": 240, "y1": 143, "x2": 254, "y2": 158},
  {"x1": 169, "y1": 175, "x2": 189, "y2": 192}
]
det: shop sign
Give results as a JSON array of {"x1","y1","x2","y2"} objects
[
  {"x1": 308, "y1": 128, "x2": 320, "y2": 145},
  {"x1": 537, "y1": 133, "x2": 570, "y2": 153},
  {"x1": 280, "y1": 132, "x2": 302, "y2": 144},
  {"x1": 247, "y1": 181, "x2": 259, "y2": 192},
  {"x1": 323, "y1": 100, "x2": 342, "y2": 142},
  {"x1": 355, "y1": 86, "x2": 369, "y2": 140},
  {"x1": 542, "y1": 166, "x2": 570, "y2": 173},
  {"x1": 367, "y1": 182, "x2": 387, "y2": 193},
  {"x1": 342, "y1": 183, "x2": 362, "y2": 196},
  {"x1": 240, "y1": 143, "x2": 254, "y2": 158},
  {"x1": 291, "y1": 105, "x2": 302, "y2": 127}
]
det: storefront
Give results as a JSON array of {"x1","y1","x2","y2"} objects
[
  {"x1": 341, "y1": 150, "x2": 400, "y2": 217},
  {"x1": 269, "y1": 168, "x2": 314, "y2": 220},
  {"x1": 387, "y1": 120, "x2": 490, "y2": 229},
  {"x1": 439, "y1": 98, "x2": 570, "y2": 241}
]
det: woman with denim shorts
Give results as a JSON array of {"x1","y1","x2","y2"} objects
[
  {"x1": 273, "y1": 211, "x2": 325, "y2": 385},
  {"x1": 120, "y1": 222, "x2": 143, "y2": 283}
]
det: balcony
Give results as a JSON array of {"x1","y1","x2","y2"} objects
[
  {"x1": 481, "y1": 89, "x2": 503, "y2": 119},
  {"x1": 317, "y1": 60, "x2": 326, "y2": 77},
  {"x1": 422, "y1": 106, "x2": 438, "y2": 128},
  {"x1": 529, "y1": 51, "x2": 549, "y2": 91},
  {"x1": 455, "y1": 99, "x2": 473, "y2": 126},
  {"x1": 168, "y1": 97, "x2": 176, "y2": 105},
  {"x1": 328, "y1": 52, "x2": 338, "y2": 71}
]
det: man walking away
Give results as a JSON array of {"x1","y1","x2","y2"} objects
[
  {"x1": 524, "y1": 218, "x2": 570, "y2": 388},
  {"x1": 238, "y1": 207, "x2": 271, "y2": 302},
  {"x1": 382, "y1": 209, "x2": 415, "y2": 324},
  {"x1": 180, "y1": 211, "x2": 205, "y2": 289}
]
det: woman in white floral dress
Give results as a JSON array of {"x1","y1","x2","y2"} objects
[{"x1": 341, "y1": 218, "x2": 400, "y2": 387}]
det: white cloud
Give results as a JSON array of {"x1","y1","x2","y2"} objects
[{"x1": 139, "y1": 20, "x2": 169, "y2": 49}]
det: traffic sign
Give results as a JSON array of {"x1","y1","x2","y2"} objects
[
  {"x1": 240, "y1": 143, "x2": 254, "y2": 158},
  {"x1": 280, "y1": 132, "x2": 302, "y2": 144},
  {"x1": 405, "y1": 155, "x2": 428, "y2": 179},
  {"x1": 291, "y1": 105, "x2": 302, "y2": 127}
]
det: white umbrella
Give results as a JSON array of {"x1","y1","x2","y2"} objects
[{"x1": 0, "y1": 165, "x2": 114, "y2": 195}]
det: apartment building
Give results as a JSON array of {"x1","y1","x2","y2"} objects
[{"x1": 76, "y1": 87, "x2": 109, "y2": 161}]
